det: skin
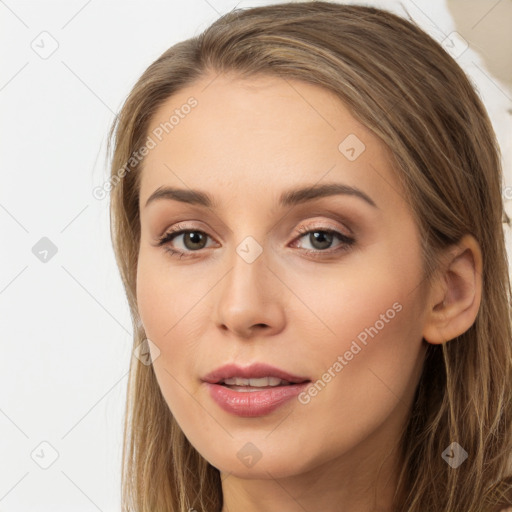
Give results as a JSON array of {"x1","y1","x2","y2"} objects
[{"x1": 135, "y1": 72, "x2": 482, "y2": 512}]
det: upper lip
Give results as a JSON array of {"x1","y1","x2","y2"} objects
[{"x1": 202, "y1": 363, "x2": 310, "y2": 384}]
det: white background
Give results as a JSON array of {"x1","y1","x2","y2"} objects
[{"x1": 1, "y1": 1, "x2": 511, "y2": 510}]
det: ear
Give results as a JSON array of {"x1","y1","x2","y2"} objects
[{"x1": 422, "y1": 234, "x2": 483, "y2": 345}]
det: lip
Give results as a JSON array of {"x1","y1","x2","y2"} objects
[
  {"x1": 202, "y1": 362, "x2": 310, "y2": 384},
  {"x1": 202, "y1": 363, "x2": 311, "y2": 418}
]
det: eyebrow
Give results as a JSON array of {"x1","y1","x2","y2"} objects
[{"x1": 144, "y1": 182, "x2": 378, "y2": 209}]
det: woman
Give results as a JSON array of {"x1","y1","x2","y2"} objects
[{"x1": 107, "y1": 2, "x2": 512, "y2": 510}]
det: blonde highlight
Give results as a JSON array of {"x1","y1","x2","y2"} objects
[{"x1": 107, "y1": 2, "x2": 512, "y2": 510}]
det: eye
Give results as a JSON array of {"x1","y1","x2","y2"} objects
[
  {"x1": 293, "y1": 224, "x2": 355, "y2": 257},
  {"x1": 156, "y1": 222, "x2": 356, "y2": 259},
  {"x1": 156, "y1": 223, "x2": 216, "y2": 259}
]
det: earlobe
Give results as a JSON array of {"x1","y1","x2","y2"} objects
[{"x1": 422, "y1": 234, "x2": 483, "y2": 345}]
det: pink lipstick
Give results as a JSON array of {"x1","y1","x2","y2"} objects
[{"x1": 202, "y1": 363, "x2": 311, "y2": 417}]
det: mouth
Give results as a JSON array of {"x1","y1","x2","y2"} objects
[
  {"x1": 202, "y1": 362, "x2": 310, "y2": 387},
  {"x1": 217, "y1": 376, "x2": 307, "y2": 391},
  {"x1": 202, "y1": 363, "x2": 311, "y2": 417}
]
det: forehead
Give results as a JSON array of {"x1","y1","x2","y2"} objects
[{"x1": 138, "y1": 73, "x2": 402, "y2": 212}]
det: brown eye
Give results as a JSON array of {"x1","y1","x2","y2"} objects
[
  {"x1": 158, "y1": 229, "x2": 211, "y2": 252},
  {"x1": 294, "y1": 226, "x2": 355, "y2": 255},
  {"x1": 304, "y1": 230, "x2": 335, "y2": 250},
  {"x1": 181, "y1": 231, "x2": 208, "y2": 250}
]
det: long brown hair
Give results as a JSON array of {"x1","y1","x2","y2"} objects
[{"x1": 107, "y1": 2, "x2": 512, "y2": 510}]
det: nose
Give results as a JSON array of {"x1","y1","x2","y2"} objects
[{"x1": 213, "y1": 245, "x2": 286, "y2": 339}]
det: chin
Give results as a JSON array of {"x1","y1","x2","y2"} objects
[{"x1": 197, "y1": 438, "x2": 322, "y2": 480}]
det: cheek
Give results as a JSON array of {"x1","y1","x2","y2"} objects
[
  {"x1": 295, "y1": 244, "x2": 427, "y2": 426},
  {"x1": 301, "y1": 276, "x2": 424, "y2": 403},
  {"x1": 136, "y1": 249, "x2": 207, "y2": 340},
  {"x1": 135, "y1": 249, "x2": 214, "y2": 391},
  {"x1": 136, "y1": 253, "x2": 168, "y2": 341},
  {"x1": 296, "y1": 235, "x2": 423, "y2": 347},
  {"x1": 135, "y1": 251, "x2": 205, "y2": 418}
]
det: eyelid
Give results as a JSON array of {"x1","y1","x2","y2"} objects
[
  {"x1": 300, "y1": 211, "x2": 356, "y2": 236},
  {"x1": 155, "y1": 221, "x2": 210, "y2": 240},
  {"x1": 295, "y1": 219, "x2": 352, "y2": 238}
]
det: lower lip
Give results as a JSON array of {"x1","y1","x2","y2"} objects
[{"x1": 205, "y1": 382, "x2": 310, "y2": 417}]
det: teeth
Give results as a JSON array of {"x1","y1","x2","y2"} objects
[{"x1": 223, "y1": 376, "x2": 287, "y2": 387}]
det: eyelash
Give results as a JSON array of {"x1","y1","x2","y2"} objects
[{"x1": 156, "y1": 222, "x2": 355, "y2": 260}]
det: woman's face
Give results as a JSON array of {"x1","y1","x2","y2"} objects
[{"x1": 136, "y1": 73, "x2": 430, "y2": 479}]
